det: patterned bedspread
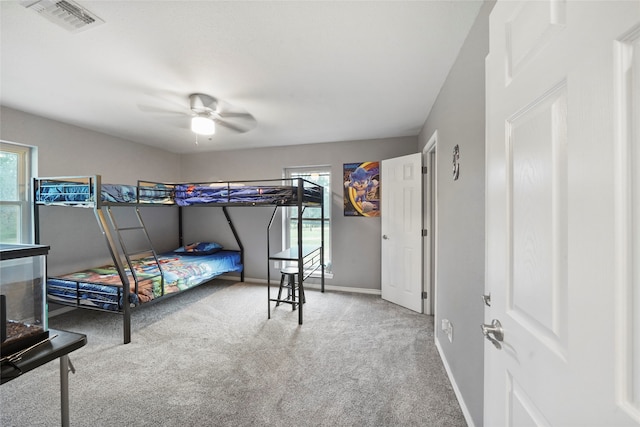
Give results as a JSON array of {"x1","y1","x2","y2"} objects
[
  {"x1": 174, "y1": 184, "x2": 322, "y2": 206},
  {"x1": 36, "y1": 182, "x2": 173, "y2": 205},
  {"x1": 47, "y1": 250, "x2": 242, "y2": 311}
]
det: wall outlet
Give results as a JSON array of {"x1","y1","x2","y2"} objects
[{"x1": 441, "y1": 319, "x2": 453, "y2": 343}]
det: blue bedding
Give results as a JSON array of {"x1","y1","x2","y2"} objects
[
  {"x1": 35, "y1": 178, "x2": 322, "y2": 206},
  {"x1": 47, "y1": 250, "x2": 243, "y2": 311},
  {"x1": 36, "y1": 182, "x2": 173, "y2": 205},
  {"x1": 174, "y1": 184, "x2": 322, "y2": 206}
]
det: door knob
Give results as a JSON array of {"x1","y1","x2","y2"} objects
[{"x1": 481, "y1": 319, "x2": 504, "y2": 349}]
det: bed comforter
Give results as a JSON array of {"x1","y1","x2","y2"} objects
[
  {"x1": 36, "y1": 183, "x2": 173, "y2": 204},
  {"x1": 174, "y1": 184, "x2": 321, "y2": 206},
  {"x1": 47, "y1": 250, "x2": 242, "y2": 311}
]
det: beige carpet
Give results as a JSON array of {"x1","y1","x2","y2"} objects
[{"x1": 0, "y1": 280, "x2": 466, "y2": 426}]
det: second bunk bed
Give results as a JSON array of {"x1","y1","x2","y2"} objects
[{"x1": 34, "y1": 175, "x2": 325, "y2": 343}]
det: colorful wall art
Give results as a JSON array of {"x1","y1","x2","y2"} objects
[{"x1": 343, "y1": 161, "x2": 380, "y2": 217}]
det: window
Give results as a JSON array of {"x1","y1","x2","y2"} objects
[
  {"x1": 0, "y1": 142, "x2": 34, "y2": 244},
  {"x1": 284, "y1": 166, "x2": 331, "y2": 273}
]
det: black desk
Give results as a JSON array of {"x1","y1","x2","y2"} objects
[
  {"x1": 267, "y1": 246, "x2": 324, "y2": 324},
  {"x1": 1, "y1": 328, "x2": 87, "y2": 426}
]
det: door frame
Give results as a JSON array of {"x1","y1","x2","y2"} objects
[{"x1": 423, "y1": 131, "x2": 438, "y2": 316}]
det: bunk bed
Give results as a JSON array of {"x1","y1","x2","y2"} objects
[{"x1": 33, "y1": 175, "x2": 324, "y2": 343}]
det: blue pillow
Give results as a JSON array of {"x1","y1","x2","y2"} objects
[{"x1": 174, "y1": 242, "x2": 223, "y2": 255}]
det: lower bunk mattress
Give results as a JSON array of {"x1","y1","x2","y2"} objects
[{"x1": 47, "y1": 250, "x2": 243, "y2": 312}]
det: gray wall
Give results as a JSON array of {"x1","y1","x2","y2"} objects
[
  {"x1": 0, "y1": 106, "x2": 182, "y2": 275},
  {"x1": 180, "y1": 137, "x2": 417, "y2": 289},
  {"x1": 1, "y1": 105, "x2": 417, "y2": 289},
  {"x1": 418, "y1": 2, "x2": 493, "y2": 426}
]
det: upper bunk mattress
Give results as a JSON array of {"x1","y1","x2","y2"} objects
[
  {"x1": 36, "y1": 182, "x2": 173, "y2": 205},
  {"x1": 174, "y1": 184, "x2": 322, "y2": 206}
]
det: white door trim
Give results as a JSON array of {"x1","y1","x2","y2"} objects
[
  {"x1": 422, "y1": 131, "x2": 438, "y2": 316},
  {"x1": 614, "y1": 22, "x2": 640, "y2": 422}
]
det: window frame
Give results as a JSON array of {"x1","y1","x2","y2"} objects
[
  {"x1": 283, "y1": 166, "x2": 331, "y2": 274},
  {"x1": 0, "y1": 141, "x2": 34, "y2": 244}
]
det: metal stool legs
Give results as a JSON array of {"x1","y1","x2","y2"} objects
[{"x1": 275, "y1": 269, "x2": 305, "y2": 310}]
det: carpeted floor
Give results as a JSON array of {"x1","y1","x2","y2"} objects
[{"x1": 0, "y1": 280, "x2": 466, "y2": 426}]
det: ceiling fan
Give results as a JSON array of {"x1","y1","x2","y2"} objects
[{"x1": 188, "y1": 93, "x2": 256, "y2": 136}]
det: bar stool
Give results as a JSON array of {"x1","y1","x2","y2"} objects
[{"x1": 276, "y1": 266, "x2": 306, "y2": 310}]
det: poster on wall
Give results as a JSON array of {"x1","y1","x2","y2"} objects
[{"x1": 343, "y1": 161, "x2": 380, "y2": 217}]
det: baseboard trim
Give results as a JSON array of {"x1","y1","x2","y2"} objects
[
  {"x1": 219, "y1": 275, "x2": 381, "y2": 296},
  {"x1": 48, "y1": 277, "x2": 381, "y2": 319},
  {"x1": 435, "y1": 338, "x2": 476, "y2": 427},
  {"x1": 305, "y1": 283, "x2": 381, "y2": 295}
]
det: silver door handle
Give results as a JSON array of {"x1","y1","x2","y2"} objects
[
  {"x1": 383, "y1": 235, "x2": 389, "y2": 240},
  {"x1": 481, "y1": 319, "x2": 504, "y2": 350}
]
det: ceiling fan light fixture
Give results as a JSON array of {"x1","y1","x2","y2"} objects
[{"x1": 191, "y1": 115, "x2": 215, "y2": 135}]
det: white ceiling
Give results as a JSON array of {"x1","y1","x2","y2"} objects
[{"x1": 0, "y1": 0, "x2": 483, "y2": 154}]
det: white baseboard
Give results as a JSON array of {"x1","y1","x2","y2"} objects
[
  {"x1": 219, "y1": 275, "x2": 381, "y2": 296},
  {"x1": 435, "y1": 337, "x2": 476, "y2": 427},
  {"x1": 305, "y1": 283, "x2": 381, "y2": 295},
  {"x1": 47, "y1": 276, "x2": 380, "y2": 320}
]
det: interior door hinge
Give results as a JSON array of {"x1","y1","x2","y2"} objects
[
  {"x1": 422, "y1": 291, "x2": 428, "y2": 299},
  {"x1": 422, "y1": 229, "x2": 428, "y2": 237},
  {"x1": 422, "y1": 166, "x2": 428, "y2": 174}
]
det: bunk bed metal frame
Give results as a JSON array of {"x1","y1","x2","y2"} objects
[
  {"x1": 33, "y1": 175, "x2": 324, "y2": 342},
  {"x1": 266, "y1": 180, "x2": 325, "y2": 325}
]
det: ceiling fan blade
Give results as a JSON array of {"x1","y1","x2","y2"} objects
[
  {"x1": 167, "y1": 117, "x2": 192, "y2": 130},
  {"x1": 215, "y1": 118, "x2": 255, "y2": 133},
  {"x1": 138, "y1": 92, "x2": 258, "y2": 135},
  {"x1": 190, "y1": 93, "x2": 218, "y2": 114},
  {"x1": 216, "y1": 112, "x2": 254, "y2": 119}
]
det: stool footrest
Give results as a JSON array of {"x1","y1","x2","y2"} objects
[{"x1": 274, "y1": 270, "x2": 306, "y2": 310}]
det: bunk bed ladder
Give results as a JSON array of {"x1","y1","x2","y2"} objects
[
  {"x1": 93, "y1": 207, "x2": 133, "y2": 344},
  {"x1": 105, "y1": 206, "x2": 165, "y2": 298}
]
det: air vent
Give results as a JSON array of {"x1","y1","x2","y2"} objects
[{"x1": 20, "y1": 0, "x2": 104, "y2": 33}]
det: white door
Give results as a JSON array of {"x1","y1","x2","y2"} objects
[
  {"x1": 381, "y1": 152, "x2": 422, "y2": 313},
  {"x1": 485, "y1": 1, "x2": 640, "y2": 426}
]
